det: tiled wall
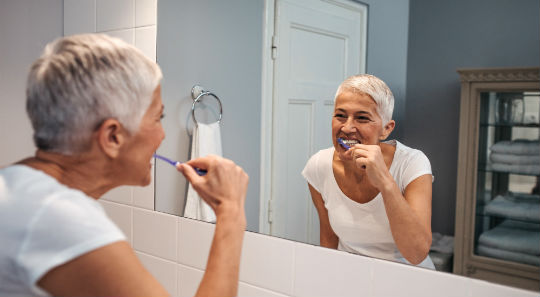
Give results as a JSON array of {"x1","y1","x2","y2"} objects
[{"x1": 64, "y1": 1, "x2": 537, "y2": 296}]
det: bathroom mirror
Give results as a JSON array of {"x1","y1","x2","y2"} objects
[{"x1": 154, "y1": 0, "x2": 539, "y2": 281}]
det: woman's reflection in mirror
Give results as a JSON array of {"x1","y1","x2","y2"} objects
[{"x1": 302, "y1": 74, "x2": 435, "y2": 269}]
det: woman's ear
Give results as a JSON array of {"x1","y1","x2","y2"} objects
[
  {"x1": 379, "y1": 120, "x2": 395, "y2": 141},
  {"x1": 96, "y1": 119, "x2": 126, "y2": 158}
]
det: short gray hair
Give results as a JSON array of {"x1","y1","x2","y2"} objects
[
  {"x1": 26, "y1": 33, "x2": 162, "y2": 154},
  {"x1": 335, "y1": 74, "x2": 394, "y2": 125}
]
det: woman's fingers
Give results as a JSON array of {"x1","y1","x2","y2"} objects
[
  {"x1": 351, "y1": 144, "x2": 381, "y2": 169},
  {"x1": 177, "y1": 163, "x2": 201, "y2": 183},
  {"x1": 179, "y1": 155, "x2": 248, "y2": 214},
  {"x1": 354, "y1": 156, "x2": 368, "y2": 169}
]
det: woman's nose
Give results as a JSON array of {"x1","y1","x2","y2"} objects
[{"x1": 341, "y1": 117, "x2": 356, "y2": 133}]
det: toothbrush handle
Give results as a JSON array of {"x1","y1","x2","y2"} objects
[
  {"x1": 154, "y1": 154, "x2": 206, "y2": 176},
  {"x1": 337, "y1": 138, "x2": 351, "y2": 150},
  {"x1": 194, "y1": 167, "x2": 207, "y2": 176},
  {"x1": 174, "y1": 161, "x2": 207, "y2": 176},
  {"x1": 176, "y1": 161, "x2": 207, "y2": 176}
]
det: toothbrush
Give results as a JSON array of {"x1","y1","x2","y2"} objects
[
  {"x1": 337, "y1": 138, "x2": 366, "y2": 169},
  {"x1": 337, "y1": 138, "x2": 351, "y2": 150},
  {"x1": 153, "y1": 153, "x2": 207, "y2": 176}
]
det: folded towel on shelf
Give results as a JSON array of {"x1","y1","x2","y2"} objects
[
  {"x1": 477, "y1": 244, "x2": 540, "y2": 266},
  {"x1": 478, "y1": 220, "x2": 540, "y2": 255},
  {"x1": 490, "y1": 139, "x2": 540, "y2": 155},
  {"x1": 489, "y1": 153, "x2": 540, "y2": 165},
  {"x1": 510, "y1": 191, "x2": 540, "y2": 202},
  {"x1": 484, "y1": 194, "x2": 540, "y2": 223},
  {"x1": 430, "y1": 232, "x2": 454, "y2": 254},
  {"x1": 491, "y1": 163, "x2": 540, "y2": 175}
]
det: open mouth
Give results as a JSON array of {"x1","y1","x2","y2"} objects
[{"x1": 340, "y1": 139, "x2": 360, "y2": 146}]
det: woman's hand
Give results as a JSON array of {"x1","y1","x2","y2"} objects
[
  {"x1": 177, "y1": 155, "x2": 248, "y2": 217},
  {"x1": 177, "y1": 155, "x2": 249, "y2": 297},
  {"x1": 339, "y1": 144, "x2": 393, "y2": 191}
]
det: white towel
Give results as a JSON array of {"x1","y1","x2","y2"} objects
[
  {"x1": 477, "y1": 244, "x2": 540, "y2": 266},
  {"x1": 491, "y1": 163, "x2": 540, "y2": 175},
  {"x1": 183, "y1": 122, "x2": 222, "y2": 223},
  {"x1": 484, "y1": 194, "x2": 540, "y2": 223},
  {"x1": 478, "y1": 220, "x2": 540, "y2": 255},
  {"x1": 490, "y1": 152, "x2": 540, "y2": 165},
  {"x1": 490, "y1": 139, "x2": 540, "y2": 155}
]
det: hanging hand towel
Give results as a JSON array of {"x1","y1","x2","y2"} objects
[{"x1": 183, "y1": 122, "x2": 222, "y2": 222}]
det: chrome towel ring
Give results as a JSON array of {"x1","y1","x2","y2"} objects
[{"x1": 190, "y1": 85, "x2": 223, "y2": 126}]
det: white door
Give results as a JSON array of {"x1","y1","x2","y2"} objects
[{"x1": 269, "y1": 0, "x2": 367, "y2": 244}]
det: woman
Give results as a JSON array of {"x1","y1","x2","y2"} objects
[
  {"x1": 0, "y1": 34, "x2": 248, "y2": 296},
  {"x1": 302, "y1": 74, "x2": 435, "y2": 269}
]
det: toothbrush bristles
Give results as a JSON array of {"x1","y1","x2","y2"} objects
[{"x1": 338, "y1": 138, "x2": 350, "y2": 150}]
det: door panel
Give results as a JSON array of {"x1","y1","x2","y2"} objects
[{"x1": 270, "y1": 0, "x2": 366, "y2": 244}]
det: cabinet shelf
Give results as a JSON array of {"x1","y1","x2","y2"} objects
[
  {"x1": 454, "y1": 67, "x2": 540, "y2": 291},
  {"x1": 478, "y1": 163, "x2": 540, "y2": 176},
  {"x1": 475, "y1": 211, "x2": 540, "y2": 225},
  {"x1": 480, "y1": 123, "x2": 540, "y2": 128}
]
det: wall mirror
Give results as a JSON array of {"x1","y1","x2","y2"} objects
[{"x1": 154, "y1": 0, "x2": 539, "y2": 290}]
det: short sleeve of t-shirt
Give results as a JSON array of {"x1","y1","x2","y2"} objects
[
  {"x1": 302, "y1": 150, "x2": 324, "y2": 194},
  {"x1": 398, "y1": 150, "x2": 433, "y2": 191},
  {"x1": 16, "y1": 191, "x2": 126, "y2": 289}
]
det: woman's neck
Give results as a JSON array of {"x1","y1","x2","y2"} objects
[{"x1": 18, "y1": 150, "x2": 117, "y2": 199}]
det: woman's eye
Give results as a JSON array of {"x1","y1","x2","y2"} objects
[
  {"x1": 334, "y1": 114, "x2": 346, "y2": 118},
  {"x1": 159, "y1": 114, "x2": 166, "y2": 120},
  {"x1": 356, "y1": 116, "x2": 370, "y2": 121}
]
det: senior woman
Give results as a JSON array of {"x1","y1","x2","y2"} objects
[
  {"x1": 302, "y1": 74, "x2": 435, "y2": 269},
  {"x1": 0, "y1": 34, "x2": 248, "y2": 297}
]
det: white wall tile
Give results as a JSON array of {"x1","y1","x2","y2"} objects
[
  {"x1": 135, "y1": 0, "x2": 157, "y2": 27},
  {"x1": 132, "y1": 159, "x2": 155, "y2": 210},
  {"x1": 103, "y1": 29, "x2": 135, "y2": 46},
  {"x1": 178, "y1": 264, "x2": 204, "y2": 297},
  {"x1": 64, "y1": 0, "x2": 96, "y2": 35},
  {"x1": 99, "y1": 200, "x2": 133, "y2": 244},
  {"x1": 133, "y1": 208, "x2": 178, "y2": 261},
  {"x1": 101, "y1": 185, "x2": 132, "y2": 205},
  {"x1": 469, "y1": 279, "x2": 539, "y2": 297},
  {"x1": 371, "y1": 257, "x2": 469, "y2": 297},
  {"x1": 294, "y1": 243, "x2": 373, "y2": 297},
  {"x1": 136, "y1": 251, "x2": 178, "y2": 296},
  {"x1": 177, "y1": 218, "x2": 215, "y2": 269},
  {"x1": 239, "y1": 232, "x2": 295, "y2": 295},
  {"x1": 96, "y1": 0, "x2": 134, "y2": 32},
  {"x1": 135, "y1": 26, "x2": 157, "y2": 62},
  {"x1": 132, "y1": 183, "x2": 154, "y2": 210},
  {"x1": 238, "y1": 282, "x2": 291, "y2": 297}
]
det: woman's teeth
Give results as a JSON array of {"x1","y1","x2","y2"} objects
[{"x1": 342, "y1": 139, "x2": 359, "y2": 146}]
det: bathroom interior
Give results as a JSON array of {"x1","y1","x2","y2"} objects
[{"x1": 0, "y1": 0, "x2": 539, "y2": 296}]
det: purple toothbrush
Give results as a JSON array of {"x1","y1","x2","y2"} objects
[
  {"x1": 337, "y1": 138, "x2": 366, "y2": 169},
  {"x1": 153, "y1": 153, "x2": 207, "y2": 176},
  {"x1": 337, "y1": 138, "x2": 351, "y2": 150}
]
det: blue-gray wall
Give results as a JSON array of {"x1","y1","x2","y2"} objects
[
  {"x1": 156, "y1": 0, "x2": 264, "y2": 231},
  {"x1": 405, "y1": 0, "x2": 540, "y2": 235},
  {"x1": 362, "y1": 0, "x2": 410, "y2": 140}
]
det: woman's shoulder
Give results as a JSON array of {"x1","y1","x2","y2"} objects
[
  {"x1": 306, "y1": 147, "x2": 334, "y2": 164},
  {"x1": 391, "y1": 140, "x2": 429, "y2": 162},
  {"x1": 303, "y1": 147, "x2": 335, "y2": 188},
  {"x1": 0, "y1": 165, "x2": 105, "y2": 226}
]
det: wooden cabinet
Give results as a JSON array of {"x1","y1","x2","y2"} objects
[{"x1": 453, "y1": 67, "x2": 540, "y2": 291}]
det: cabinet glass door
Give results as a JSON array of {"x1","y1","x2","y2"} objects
[{"x1": 475, "y1": 91, "x2": 540, "y2": 267}]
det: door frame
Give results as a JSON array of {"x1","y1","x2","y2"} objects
[{"x1": 259, "y1": 0, "x2": 368, "y2": 234}]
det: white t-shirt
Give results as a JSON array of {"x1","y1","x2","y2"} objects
[
  {"x1": 0, "y1": 165, "x2": 126, "y2": 297},
  {"x1": 302, "y1": 140, "x2": 435, "y2": 269}
]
